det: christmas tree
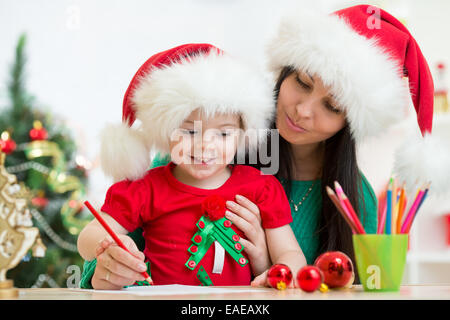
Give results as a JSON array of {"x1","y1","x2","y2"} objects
[{"x1": 0, "y1": 34, "x2": 90, "y2": 288}]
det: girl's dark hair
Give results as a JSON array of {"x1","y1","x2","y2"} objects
[{"x1": 246, "y1": 66, "x2": 369, "y2": 280}]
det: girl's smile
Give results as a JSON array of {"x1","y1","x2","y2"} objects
[{"x1": 190, "y1": 155, "x2": 217, "y2": 166}]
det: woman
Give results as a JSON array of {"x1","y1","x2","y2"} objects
[{"x1": 81, "y1": 4, "x2": 435, "y2": 288}]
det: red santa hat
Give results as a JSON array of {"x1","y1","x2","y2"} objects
[
  {"x1": 267, "y1": 5, "x2": 449, "y2": 194},
  {"x1": 100, "y1": 43, "x2": 274, "y2": 181}
]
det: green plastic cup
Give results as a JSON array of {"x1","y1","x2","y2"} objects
[{"x1": 352, "y1": 234, "x2": 408, "y2": 292}]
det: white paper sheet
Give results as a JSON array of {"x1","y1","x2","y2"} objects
[{"x1": 72, "y1": 285, "x2": 267, "y2": 296}]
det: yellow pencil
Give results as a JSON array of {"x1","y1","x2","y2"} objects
[{"x1": 396, "y1": 184, "x2": 406, "y2": 234}]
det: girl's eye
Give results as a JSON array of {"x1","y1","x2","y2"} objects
[
  {"x1": 325, "y1": 102, "x2": 342, "y2": 114},
  {"x1": 182, "y1": 129, "x2": 197, "y2": 135},
  {"x1": 295, "y1": 75, "x2": 311, "y2": 90},
  {"x1": 221, "y1": 132, "x2": 232, "y2": 137}
]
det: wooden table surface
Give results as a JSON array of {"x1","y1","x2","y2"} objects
[{"x1": 8, "y1": 284, "x2": 450, "y2": 300}]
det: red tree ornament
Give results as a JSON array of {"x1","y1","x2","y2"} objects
[
  {"x1": 267, "y1": 264, "x2": 293, "y2": 290},
  {"x1": 314, "y1": 251, "x2": 354, "y2": 288},
  {"x1": 0, "y1": 131, "x2": 16, "y2": 154},
  {"x1": 201, "y1": 195, "x2": 227, "y2": 221},
  {"x1": 29, "y1": 120, "x2": 48, "y2": 141},
  {"x1": 31, "y1": 190, "x2": 49, "y2": 208},
  {"x1": 297, "y1": 266, "x2": 323, "y2": 292}
]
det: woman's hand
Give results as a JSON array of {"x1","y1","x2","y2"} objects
[
  {"x1": 250, "y1": 269, "x2": 269, "y2": 287},
  {"x1": 224, "y1": 194, "x2": 271, "y2": 276},
  {"x1": 91, "y1": 234, "x2": 149, "y2": 290}
]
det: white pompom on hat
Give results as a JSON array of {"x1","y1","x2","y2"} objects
[
  {"x1": 100, "y1": 43, "x2": 275, "y2": 181},
  {"x1": 394, "y1": 114, "x2": 450, "y2": 196}
]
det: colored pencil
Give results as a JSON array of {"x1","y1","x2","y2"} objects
[
  {"x1": 391, "y1": 179, "x2": 397, "y2": 234},
  {"x1": 377, "y1": 189, "x2": 387, "y2": 234},
  {"x1": 84, "y1": 201, "x2": 153, "y2": 284},
  {"x1": 334, "y1": 181, "x2": 366, "y2": 234},
  {"x1": 416, "y1": 183, "x2": 430, "y2": 213},
  {"x1": 404, "y1": 183, "x2": 430, "y2": 234},
  {"x1": 395, "y1": 185, "x2": 407, "y2": 234},
  {"x1": 326, "y1": 186, "x2": 358, "y2": 234},
  {"x1": 400, "y1": 186, "x2": 425, "y2": 234},
  {"x1": 385, "y1": 178, "x2": 393, "y2": 235}
]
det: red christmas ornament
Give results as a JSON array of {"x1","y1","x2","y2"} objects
[
  {"x1": 297, "y1": 266, "x2": 323, "y2": 292},
  {"x1": 0, "y1": 131, "x2": 16, "y2": 154},
  {"x1": 202, "y1": 195, "x2": 226, "y2": 221},
  {"x1": 267, "y1": 264, "x2": 293, "y2": 290},
  {"x1": 29, "y1": 120, "x2": 48, "y2": 141},
  {"x1": 314, "y1": 251, "x2": 354, "y2": 288}
]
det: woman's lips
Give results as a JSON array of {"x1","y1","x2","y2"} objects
[{"x1": 285, "y1": 114, "x2": 307, "y2": 133}]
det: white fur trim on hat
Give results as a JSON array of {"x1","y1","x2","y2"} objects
[
  {"x1": 266, "y1": 10, "x2": 409, "y2": 143},
  {"x1": 131, "y1": 51, "x2": 275, "y2": 155},
  {"x1": 394, "y1": 114, "x2": 450, "y2": 196},
  {"x1": 100, "y1": 122, "x2": 150, "y2": 182}
]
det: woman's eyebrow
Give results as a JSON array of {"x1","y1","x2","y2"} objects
[
  {"x1": 305, "y1": 71, "x2": 314, "y2": 83},
  {"x1": 328, "y1": 93, "x2": 338, "y2": 103}
]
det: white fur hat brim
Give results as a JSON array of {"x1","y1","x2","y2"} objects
[
  {"x1": 132, "y1": 51, "x2": 274, "y2": 155},
  {"x1": 266, "y1": 10, "x2": 409, "y2": 143}
]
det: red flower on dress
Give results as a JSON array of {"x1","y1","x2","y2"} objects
[{"x1": 202, "y1": 195, "x2": 226, "y2": 221}]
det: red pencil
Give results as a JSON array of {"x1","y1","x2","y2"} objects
[
  {"x1": 326, "y1": 186, "x2": 358, "y2": 234},
  {"x1": 84, "y1": 200, "x2": 153, "y2": 284},
  {"x1": 334, "y1": 181, "x2": 366, "y2": 234}
]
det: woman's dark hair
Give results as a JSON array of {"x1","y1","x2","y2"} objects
[{"x1": 246, "y1": 66, "x2": 370, "y2": 281}]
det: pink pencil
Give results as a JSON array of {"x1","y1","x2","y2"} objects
[
  {"x1": 377, "y1": 198, "x2": 387, "y2": 234},
  {"x1": 400, "y1": 187, "x2": 425, "y2": 234}
]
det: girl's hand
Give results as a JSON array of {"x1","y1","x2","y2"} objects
[
  {"x1": 225, "y1": 194, "x2": 271, "y2": 276},
  {"x1": 251, "y1": 269, "x2": 296, "y2": 289},
  {"x1": 91, "y1": 234, "x2": 149, "y2": 290}
]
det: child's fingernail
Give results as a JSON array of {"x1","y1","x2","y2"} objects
[{"x1": 138, "y1": 263, "x2": 147, "y2": 271}]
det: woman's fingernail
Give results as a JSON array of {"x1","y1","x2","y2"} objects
[
  {"x1": 225, "y1": 210, "x2": 232, "y2": 218},
  {"x1": 236, "y1": 195, "x2": 244, "y2": 201},
  {"x1": 226, "y1": 201, "x2": 235, "y2": 207}
]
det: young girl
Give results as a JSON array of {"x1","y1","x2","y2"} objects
[{"x1": 77, "y1": 43, "x2": 306, "y2": 289}]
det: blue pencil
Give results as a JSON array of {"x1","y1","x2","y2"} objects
[
  {"x1": 416, "y1": 186, "x2": 429, "y2": 213},
  {"x1": 385, "y1": 178, "x2": 393, "y2": 235}
]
